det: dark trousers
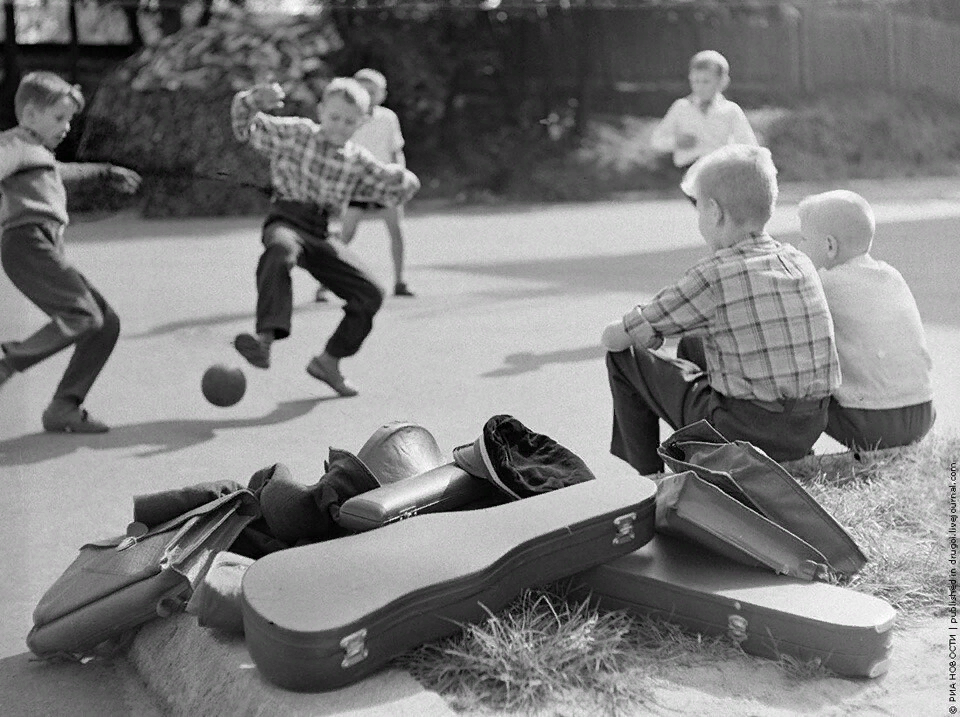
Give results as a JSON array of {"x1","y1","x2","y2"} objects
[
  {"x1": 606, "y1": 337, "x2": 828, "y2": 474},
  {"x1": 1, "y1": 222, "x2": 120, "y2": 405},
  {"x1": 255, "y1": 202, "x2": 383, "y2": 358},
  {"x1": 826, "y1": 398, "x2": 935, "y2": 450}
]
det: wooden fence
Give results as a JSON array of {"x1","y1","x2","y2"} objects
[
  {"x1": 2, "y1": 5, "x2": 959, "y2": 126},
  {"x1": 496, "y1": 5, "x2": 960, "y2": 115}
]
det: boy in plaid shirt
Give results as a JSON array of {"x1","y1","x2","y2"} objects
[
  {"x1": 601, "y1": 145, "x2": 839, "y2": 474},
  {"x1": 231, "y1": 78, "x2": 420, "y2": 397}
]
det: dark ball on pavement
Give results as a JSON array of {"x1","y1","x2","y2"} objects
[{"x1": 202, "y1": 364, "x2": 246, "y2": 407}]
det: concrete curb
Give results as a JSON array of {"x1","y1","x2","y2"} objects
[{"x1": 128, "y1": 614, "x2": 456, "y2": 717}]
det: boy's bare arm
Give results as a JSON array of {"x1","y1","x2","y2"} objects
[{"x1": 601, "y1": 315, "x2": 663, "y2": 352}]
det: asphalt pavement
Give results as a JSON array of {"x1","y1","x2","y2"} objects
[{"x1": 1, "y1": 181, "x2": 958, "y2": 714}]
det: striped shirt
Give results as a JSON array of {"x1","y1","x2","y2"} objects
[
  {"x1": 231, "y1": 91, "x2": 420, "y2": 215},
  {"x1": 624, "y1": 234, "x2": 840, "y2": 402}
]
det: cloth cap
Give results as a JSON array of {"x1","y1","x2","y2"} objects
[{"x1": 453, "y1": 415, "x2": 596, "y2": 500}]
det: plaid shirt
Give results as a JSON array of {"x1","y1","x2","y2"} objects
[
  {"x1": 624, "y1": 233, "x2": 840, "y2": 402},
  {"x1": 231, "y1": 91, "x2": 420, "y2": 214}
]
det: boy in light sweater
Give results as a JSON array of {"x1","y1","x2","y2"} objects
[
  {"x1": 797, "y1": 190, "x2": 935, "y2": 449},
  {"x1": 0, "y1": 71, "x2": 141, "y2": 433}
]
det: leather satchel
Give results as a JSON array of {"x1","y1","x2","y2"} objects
[
  {"x1": 27, "y1": 489, "x2": 260, "y2": 658},
  {"x1": 655, "y1": 420, "x2": 867, "y2": 580}
]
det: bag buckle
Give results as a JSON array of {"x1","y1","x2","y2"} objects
[
  {"x1": 340, "y1": 628, "x2": 369, "y2": 668},
  {"x1": 612, "y1": 512, "x2": 637, "y2": 545}
]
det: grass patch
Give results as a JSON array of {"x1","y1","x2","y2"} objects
[
  {"x1": 790, "y1": 431, "x2": 956, "y2": 617},
  {"x1": 400, "y1": 432, "x2": 955, "y2": 711},
  {"x1": 398, "y1": 584, "x2": 740, "y2": 714}
]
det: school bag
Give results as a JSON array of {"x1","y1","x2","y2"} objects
[
  {"x1": 654, "y1": 419, "x2": 867, "y2": 580},
  {"x1": 27, "y1": 488, "x2": 259, "y2": 658}
]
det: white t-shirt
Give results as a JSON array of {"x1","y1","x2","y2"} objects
[
  {"x1": 819, "y1": 254, "x2": 933, "y2": 410},
  {"x1": 651, "y1": 94, "x2": 757, "y2": 168},
  {"x1": 350, "y1": 105, "x2": 404, "y2": 165}
]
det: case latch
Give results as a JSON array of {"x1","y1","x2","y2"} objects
[
  {"x1": 612, "y1": 512, "x2": 637, "y2": 545},
  {"x1": 727, "y1": 614, "x2": 749, "y2": 644},
  {"x1": 340, "y1": 628, "x2": 369, "y2": 668}
]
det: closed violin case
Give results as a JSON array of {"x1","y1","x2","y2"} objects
[
  {"x1": 241, "y1": 473, "x2": 657, "y2": 691},
  {"x1": 571, "y1": 534, "x2": 896, "y2": 678}
]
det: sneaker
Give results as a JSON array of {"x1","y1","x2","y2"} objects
[
  {"x1": 306, "y1": 356, "x2": 359, "y2": 397},
  {"x1": 42, "y1": 403, "x2": 109, "y2": 434},
  {"x1": 394, "y1": 282, "x2": 414, "y2": 297},
  {"x1": 234, "y1": 333, "x2": 270, "y2": 369}
]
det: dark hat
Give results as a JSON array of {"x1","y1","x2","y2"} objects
[{"x1": 453, "y1": 415, "x2": 596, "y2": 500}]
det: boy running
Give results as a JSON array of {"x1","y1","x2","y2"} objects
[{"x1": 0, "y1": 71, "x2": 141, "y2": 433}]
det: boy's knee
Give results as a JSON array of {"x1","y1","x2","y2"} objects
[
  {"x1": 261, "y1": 225, "x2": 300, "y2": 268},
  {"x1": 62, "y1": 304, "x2": 104, "y2": 336},
  {"x1": 347, "y1": 281, "x2": 383, "y2": 315}
]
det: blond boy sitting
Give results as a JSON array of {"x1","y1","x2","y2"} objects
[
  {"x1": 601, "y1": 145, "x2": 839, "y2": 475},
  {"x1": 797, "y1": 190, "x2": 935, "y2": 450}
]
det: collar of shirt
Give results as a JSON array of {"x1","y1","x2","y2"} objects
[
  {"x1": 715, "y1": 232, "x2": 776, "y2": 256},
  {"x1": 827, "y1": 252, "x2": 877, "y2": 272},
  {"x1": 686, "y1": 93, "x2": 726, "y2": 114}
]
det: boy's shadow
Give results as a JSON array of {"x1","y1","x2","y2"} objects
[
  {"x1": 483, "y1": 345, "x2": 606, "y2": 377},
  {"x1": 0, "y1": 397, "x2": 332, "y2": 466}
]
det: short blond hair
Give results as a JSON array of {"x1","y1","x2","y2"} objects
[
  {"x1": 798, "y1": 190, "x2": 876, "y2": 255},
  {"x1": 353, "y1": 68, "x2": 387, "y2": 92},
  {"x1": 321, "y1": 77, "x2": 370, "y2": 115},
  {"x1": 689, "y1": 50, "x2": 730, "y2": 78},
  {"x1": 692, "y1": 144, "x2": 778, "y2": 227},
  {"x1": 14, "y1": 71, "x2": 84, "y2": 121}
]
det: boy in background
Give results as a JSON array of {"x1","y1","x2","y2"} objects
[
  {"x1": 797, "y1": 190, "x2": 935, "y2": 449},
  {"x1": 231, "y1": 78, "x2": 420, "y2": 397},
  {"x1": 601, "y1": 145, "x2": 838, "y2": 474},
  {"x1": 651, "y1": 50, "x2": 758, "y2": 177},
  {"x1": 0, "y1": 71, "x2": 141, "y2": 433},
  {"x1": 316, "y1": 68, "x2": 413, "y2": 301}
]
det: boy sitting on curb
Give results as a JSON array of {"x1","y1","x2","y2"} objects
[
  {"x1": 797, "y1": 190, "x2": 935, "y2": 450},
  {"x1": 601, "y1": 144, "x2": 839, "y2": 475}
]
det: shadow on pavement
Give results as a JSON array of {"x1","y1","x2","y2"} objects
[
  {"x1": 0, "y1": 398, "x2": 329, "y2": 466},
  {"x1": 0, "y1": 651, "x2": 162, "y2": 717},
  {"x1": 429, "y1": 217, "x2": 958, "y2": 327},
  {"x1": 123, "y1": 300, "x2": 335, "y2": 340},
  {"x1": 482, "y1": 345, "x2": 606, "y2": 377}
]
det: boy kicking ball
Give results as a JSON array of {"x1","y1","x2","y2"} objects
[
  {"x1": 230, "y1": 78, "x2": 420, "y2": 397},
  {"x1": 0, "y1": 71, "x2": 141, "y2": 433}
]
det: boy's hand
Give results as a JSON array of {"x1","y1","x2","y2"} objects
[
  {"x1": 107, "y1": 166, "x2": 142, "y2": 194},
  {"x1": 601, "y1": 319, "x2": 634, "y2": 352},
  {"x1": 250, "y1": 82, "x2": 285, "y2": 111},
  {"x1": 675, "y1": 132, "x2": 697, "y2": 150}
]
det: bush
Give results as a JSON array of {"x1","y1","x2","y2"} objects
[
  {"x1": 77, "y1": 10, "x2": 340, "y2": 217},
  {"x1": 764, "y1": 90, "x2": 960, "y2": 181}
]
